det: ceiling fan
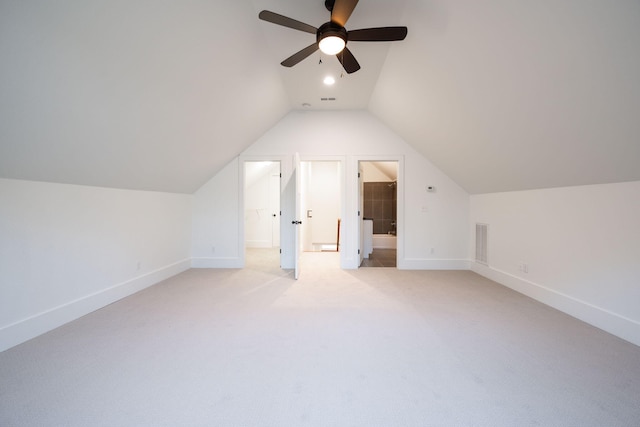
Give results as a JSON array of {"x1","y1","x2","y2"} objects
[{"x1": 259, "y1": 0, "x2": 408, "y2": 74}]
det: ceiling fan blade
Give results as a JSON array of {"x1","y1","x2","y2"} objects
[
  {"x1": 348, "y1": 27, "x2": 408, "y2": 42},
  {"x1": 331, "y1": 0, "x2": 359, "y2": 27},
  {"x1": 281, "y1": 43, "x2": 320, "y2": 67},
  {"x1": 337, "y1": 47, "x2": 360, "y2": 74},
  {"x1": 259, "y1": 10, "x2": 317, "y2": 34}
]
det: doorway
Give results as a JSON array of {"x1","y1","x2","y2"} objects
[
  {"x1": 244, "y1": 161, "x2": 281, "y2": 269},
  {"x1": 299, "y1": 160, "x2": 342, "y2": 267},
  {"x1": 359, "y1": 161, "x2": 398, "y2": 267}
]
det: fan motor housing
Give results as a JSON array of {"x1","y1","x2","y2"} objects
[
  {"x1": 317, "y1": 21, "x2": 348, "y2": 45},
  {"x1": 324, "y1": 0, "x2": 336, "y2": 12}
]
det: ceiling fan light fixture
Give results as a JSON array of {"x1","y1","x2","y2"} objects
[
  {"x1": 319, "y1": 35, "x2": 345, "y2": 55},
  {"x1": 317, "y1": 22, "x2": 347, "y2": 55}
]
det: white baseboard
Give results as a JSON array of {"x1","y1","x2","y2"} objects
[
  {"x1": 471, "y1": 263, "x2": 640, "y2": 347},
  {"x1": 0, "y1": 259, "x2": 191, "y2": 353},
  {"x1": 399, "y1": 258, "x2": 471, "y2": 270},
  {"x1": 191, "y1": 257, "x2": 243, "y2": 269}
]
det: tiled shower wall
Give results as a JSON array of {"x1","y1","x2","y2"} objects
[{"x1": 363, "y1": 182, "x2": 397, "y2": 234}]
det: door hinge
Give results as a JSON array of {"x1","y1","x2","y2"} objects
[
  {"x1": 358, "y1": 172, "x2": 361, "y2": 178},
  {"x1": 279, "y1": 173, "x2": 282, "y2": 178},
  {"x1": 280, "y1": 249, "x2": 282, "y2": 254},
  {"x1": 358, "y1": 249, "x2": 360, "y2": 254},
  {"x1": 358, "y1": 210, "x2": 360, "y2": 216}
]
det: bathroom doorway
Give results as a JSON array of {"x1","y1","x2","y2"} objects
[{"x1": 359, "y1": 161, "x2": 398, "y2": 267}]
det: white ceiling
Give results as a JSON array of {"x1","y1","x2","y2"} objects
[
  {"x1": 253, "y1": 0, "x2": 408, "y2": 110},
  {"x1": 1, "y1": 0, "x2": 639, "y2": 194}
]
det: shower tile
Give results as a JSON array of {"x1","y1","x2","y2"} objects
[
  {"x1": 373, "y1": 202, "x2": 383, "y2": 220},
  {"x1": 364, "y1": 183, "x2": 374, "y2": 201},
  {"x1": 373, "y1": 183, "x2": 384, "y2": 200},
  {"x1": 382, "y1": 200, "x2": 393, "y2": 219}
]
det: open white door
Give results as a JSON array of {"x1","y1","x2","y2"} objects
[
  {"x1": 294, "y1": 153, "x2": 301, "y2": 279},
  {"x1": 270, "y1": 171, "x2": 281, "y2": 248},
  {"x1": 358, "y1": 162, "x2": 365, "y2": 266}
]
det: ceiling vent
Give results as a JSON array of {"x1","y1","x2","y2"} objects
[{"x1": 321, "y1": 97, "x2": 336, "y2": 101}]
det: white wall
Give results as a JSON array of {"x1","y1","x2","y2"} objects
[
  {"x1": 0, "y1": 178, "x2": 192, "y2": 351},
  {"x1": 470, "y1": 181, "x2": 640, "y2": 346},
  {"x1": 191, "y1": 110, "x2": 470, "y2": 270},
  {"x1": 191, "y1": 158, "x2": 242, "y2": 268}
]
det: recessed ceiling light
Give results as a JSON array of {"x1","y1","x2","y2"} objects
[{"x1": 323, "y1": 76, "x2": 335, "y2": 86}]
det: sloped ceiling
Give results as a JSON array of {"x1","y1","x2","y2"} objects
[
  {"x1": 369, "y1": 0, "x2": 640, "y2": 193},
  {"x1": 1, "y1": 0, "x2": 639, "y2": 195},
  {"x1": 0, "y1": 0, "x2": 290, "y2": 193},
  {"x1": 370, "y1": 162, "x2": 398, "y2": 182}
]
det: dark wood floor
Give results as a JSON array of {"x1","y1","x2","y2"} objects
[{"x1": 360, "y1": 248, "x2": 396, "y2": 267}]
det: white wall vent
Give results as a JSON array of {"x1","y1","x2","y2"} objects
[{"x1": 475, "y1": 223, "x2": 488, "y2": 265}]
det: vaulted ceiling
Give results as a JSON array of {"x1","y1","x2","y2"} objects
[{"x1": 1, "y1": 0, "x2": 639, "y2": 194}]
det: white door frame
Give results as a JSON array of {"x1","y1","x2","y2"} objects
[
  {"x1": 239, "y1": 155, "x2": 285, "y2": 268},
  {"x1": 351, "y1": 155, "x2": 404, "y2": 269},
  {"x1": 298, "y1": 155, "x2": 347, "y2": 269}
]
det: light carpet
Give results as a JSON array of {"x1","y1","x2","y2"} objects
[{"x1": 1, "y1": 249, "x2": 639, "y2": 426}]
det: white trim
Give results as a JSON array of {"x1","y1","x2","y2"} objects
[
  {"x1": 399, "y1": 258, "x2": 471, "y2": 270},
  {"x1": 471, "y1": 262, "x2": 640, "y2": 347},
  {"x1": 0, "y1": 259, "x2": 191, "y2": 352},
  {"x1": 191, "y1": 257, "x2": 243, "y2": 269}
]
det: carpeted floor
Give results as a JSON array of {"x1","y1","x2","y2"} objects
[{"x1": 1, "y1": 249, "x2": 639, "y2": 426}]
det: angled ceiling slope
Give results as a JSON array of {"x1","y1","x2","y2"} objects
[
  {"x1": 369, "y1": 0, "x2": 640, "y2": 194},
  {"x1": 2, "y1": 0, "x2": 639, "y2": 196},
  {"x1": 0, "y1": 1, "x2": 289, "y2": 193}
]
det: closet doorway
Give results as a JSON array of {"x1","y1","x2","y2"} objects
[{"x1": 244, "y1": 161, "x2": 281, "y2": 269}]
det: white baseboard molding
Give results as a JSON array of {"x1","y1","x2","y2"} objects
[
  {"x1": 191, "y1": 257, "x2": 243, "y2": 269},
  {"x1": 399, "y1": 258, "x2": 471, "y2": 270},
  {"x1": 0, "y1": 259, "x2": 191, "y2": 353},
  {"x1": 471, "y1": 263, "x2": 640, "y2": 347}
]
